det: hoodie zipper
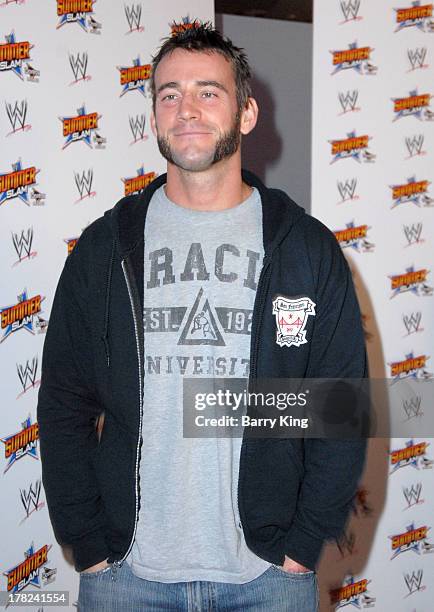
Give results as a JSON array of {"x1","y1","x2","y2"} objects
[
  {"x1": 112, "y1": 259, "x2": 144, "y2": 574},
  {"x1": 249, "y1": 256, "x2": 272, "y2": 380},
  {"x1": 237, "y1": 256, "x2": 272, "y2": 531},
  {"x1": 115, "y1": 245, "x2": 274, "y2": 567}
]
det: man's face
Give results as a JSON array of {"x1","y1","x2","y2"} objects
[{"x1": 151, "y1": 49, "x2": 242, "y2": 172}]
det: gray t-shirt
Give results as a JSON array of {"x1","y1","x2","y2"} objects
[{"x1": 127, "y1": 184, "x2": 271, "y2": 583}]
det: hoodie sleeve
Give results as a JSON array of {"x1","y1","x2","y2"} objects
[
  {"x1": 283, "y1": 219, "x2": 368, "y2": 570},
  {"x1": 37, "y1": 230, "x2": 111, "y2": 572}
]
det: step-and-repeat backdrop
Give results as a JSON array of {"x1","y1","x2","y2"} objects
[
  {"x1": 312, "y1": 1, "x2": 434, "y2": 610},
  {"x1": 2, "y1": 0, "x2": 434, "y2": 610},
  {"x1": 0, "y1": 1, "x2": 213, "y2": 609}
]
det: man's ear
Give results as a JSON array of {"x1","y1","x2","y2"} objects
[
  {"x1": 150, "y1": 109, "x2": 157, "y2": 138},
  {"x1": 240, "y1": 97, "x2": 259, "y2": 136}
]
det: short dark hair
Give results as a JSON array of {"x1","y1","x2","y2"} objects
[{"x1": 150, "y1": 21, "x2": 252, "y2": 112}]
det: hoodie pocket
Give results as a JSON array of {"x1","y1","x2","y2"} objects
[{"x1": 239, "y1": 439, "x2": 302, "y2": 531}]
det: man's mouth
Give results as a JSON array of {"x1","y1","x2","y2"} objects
[{"x1": 173, "y1": 131, "x2": 212, "y2": 137}]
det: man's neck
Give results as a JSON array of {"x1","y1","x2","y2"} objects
[{"x1": 164, "y1": 158, "x2": 252, "y2": 211}]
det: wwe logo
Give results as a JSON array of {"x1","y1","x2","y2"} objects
[
  {"x1": 337, "y1": 178, "x2": 358, "y2": 203},
  {"x1": 19, "y1": 479, "x2": 44, "y2": 522},
  {"x1": 403, "y1": 311, "x2": 423, "y2": 335},
  {"x1": 5, "y1": 100, "x2": 30, "y2": 135},
  {"x1": 402, "y1": 394, "x2": 423, "y2": 420},
  {"x1": 74, "y1": 169, "x2": 96, "y2": 202},
  {"x1": 340, "y1": 0, "x2": 361, "y2": 21},
  {"x1": 404, "y1": 570, "x2": 425, "y2": 596},
  {"x1": 69, "y1": 52, "x2": 90, "y2": 84},
  {"x1": 125, "y1": 3, "x2": 144, "y2": 33},
  {"x1": 16, "y1": 356, "x2": 40, "y2": 397},
  {"x1": 403, "y1": 483, "x2": 423, "y2": 509},
  {"x1": 338, "y1": 90, "x2": 359, "y2": 114},
  {"x1": 403, "y1": 223, "x2": 423, "y2": 246},
  {"x1": 407, "y1": 48, "x2": 428, "y2": 71},
  {"x1": 12, "y1": 227, "x2": 36, "y2": 265},
  {"x1": 129, "y1": 113, "x2": 148, "y2": 144},
  {"x1": 405, "y1": 134, "x2": 425, "y2": 158}
]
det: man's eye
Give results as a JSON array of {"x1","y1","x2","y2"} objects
[
  {"x1": 162, "y1": 94, "x2": 177, "y2": 101},
  {"x1": 202, "y1": 91, "x2": 216, "y2": 98}
]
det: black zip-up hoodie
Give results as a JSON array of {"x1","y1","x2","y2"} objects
[{"x1": 37, "y1": 170, "x2": 367, "y2": 573}]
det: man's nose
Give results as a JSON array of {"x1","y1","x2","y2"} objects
[{"x1": 177, "y1": 93, "x2": 200, "y2": 121}]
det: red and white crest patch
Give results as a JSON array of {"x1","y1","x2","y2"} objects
[{"x1": 272, "y1": 296, "x2": 316, "y2": 347}]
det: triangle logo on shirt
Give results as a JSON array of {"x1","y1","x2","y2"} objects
[{"x1": 178, "y1": 287, "x2": 225, "y2": 346}]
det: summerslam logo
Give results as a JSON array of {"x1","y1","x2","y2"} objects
[
  {"x1": 2, "y1": 543, "x2": 52, "y2": 594},
  {"x1": 0, "y1": 31, "x2": 39, "y2": 81},
  {"x1": 389, "y1": 522, "x2": 433, "y2": 559},
  {"x1": 394, "y1": 2, "x2": 434, "y2": 32},
  {"x1": 331, "y1": 42, "x2": 377, "y2": 75},
  {"x1": 0, "y1": 159, "x2": 44, "y2": 207},
  {"x1": 118, "y1": 57, "x2": 151, "y2": 97},
  {"x1": 330, "y1": 131, "x2": 375, "y2": 164},
  {"x1": 390, "y1": 439, "x2": 433, "y2": 473},
  {"x1": 56, "y1": 0, "x2": 101, "y2": 34},
  {"x1": 0, "y1": 289, "x2": 47, "y2": 342},
  {"x1": 334, "y1": 221, "x2": 374, "y2": 252},
  {"x1": 59, "y1": 105, "x2": 106, "y2": 149},
  {"x1": 389, "y1": 352, "x2": 432, "y2": 381},
  {"x1": 122, "y1": 166, "x2": 156, "y2": 196},
  {"x1": 64, "y1": 236, "x2": 79, "y2": 255},
  {"x1": 170, "y1": 16, "x2": 201, "y2": 36},
  {"x1": 1, "y1": 416, "x2": 39, "y2": 473},
  {"x1": 390, "y1": 176, "x2": 432, "y2": 208},
  {"x1": 389, "y1": 266, "x2": 433, "y2": 297},
  {"x1": 392, "y1": 89, "x2": 433, "y2": 121},
  {"x1": 329, "y1": 575, "x2": 376, "y2": 609}
]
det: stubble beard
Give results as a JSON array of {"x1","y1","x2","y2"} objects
[{"x1": 156, "y1": 112, "x2": 242, "y2": 172}]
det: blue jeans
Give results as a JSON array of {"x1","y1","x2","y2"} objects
[{"x1": 78, "y1": 561, "x2": 319, "y2": 611}]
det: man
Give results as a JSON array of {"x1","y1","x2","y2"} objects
[{"x1": 38, "y1": 24, "x2": 367, "y2": 611}]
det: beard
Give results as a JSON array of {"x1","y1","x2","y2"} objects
[{"x1": 156, "y1": 112, "x2": 241, "y2": 172}]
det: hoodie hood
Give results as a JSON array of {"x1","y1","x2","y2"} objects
[{"x1": 104, "y1": 169, "x2": 306, "y2": 260}]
